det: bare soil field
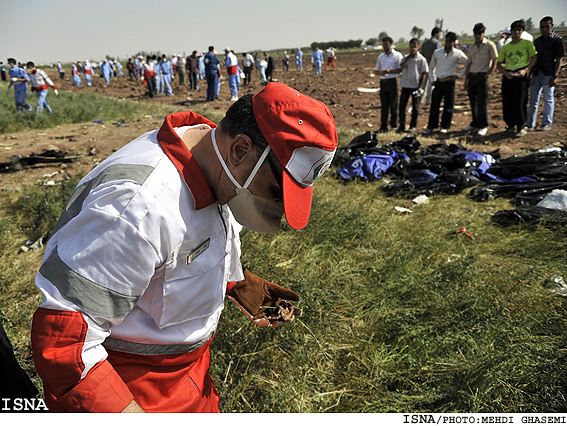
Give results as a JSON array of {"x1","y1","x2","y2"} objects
[{"x1": 1, "y1": 50, "x2": 566, "y2": 189}]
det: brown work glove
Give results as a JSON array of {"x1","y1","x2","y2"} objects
[{"x1": 227, "y1": 270, "x2": 302, "y2": 327}]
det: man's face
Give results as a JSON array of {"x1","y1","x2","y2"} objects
[
  {"x1": 444, "y1": 38, "x2": 455, "y2": 50},
  {"x1": 474, "y1": 32, "x2": 484, "y2": 44},
  {"x1": 409, "y1": 42, "x2": 419, "y2": 54},
  {"x1": 540, "y1": 20, "x2": 553, "y2": 37},
  {"x1": 511, "y1": 27, "x2": 523, "y2": 42},
  {"x1": 382, "y1": 41, "x2": 392, "y2": 53}
]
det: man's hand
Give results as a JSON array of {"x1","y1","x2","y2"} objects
[{"x1": 227, "y1": 270, "x2": 302, "y2": 327}]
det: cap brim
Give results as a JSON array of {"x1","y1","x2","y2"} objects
[{"x1": 283, "y1": 170, "x2": 313, "y2": 230}]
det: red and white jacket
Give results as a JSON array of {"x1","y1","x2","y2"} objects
[
  {"x1": 29, "y1": 68, "x2": 56, "y2": 92},
  {"x1": 31, "y1": 112, "x2": 244, "y2": 412}
]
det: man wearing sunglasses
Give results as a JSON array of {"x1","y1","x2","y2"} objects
[{"x1": 31, "y1": 82, "x2": 338, "y2": 413}]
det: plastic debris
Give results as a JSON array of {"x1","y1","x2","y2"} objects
[
  {"x1": 543, "y1": 276, "x2": 567, "y2": 297},
  {"x1": 455, "y1": 227, "x2": 475, "y2": 239},
  {"x1": 412, "y1": 194, "x2": 429, "y2": 204},
  {"x1": 395, "y1": 206, "x2": 413, "y2": 214}
]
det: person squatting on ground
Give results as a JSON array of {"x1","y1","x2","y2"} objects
[
  {"x1": 26, "y1": 61, "x2": 59, "y2": 116},
  {"x1": 224, "y1": 48, "x2": 239, "y2": 101},
  {"x1": 496, "y1": 19, "x2": 537, "y2": 138},
  {"x1": 30, "y1": 82, "x2": 338, "y2": 413},
  {"x1": 6, "y1": 58, "x2": 33, "y2": 112},
  {"x1": 311, "y1": 46, "x2": 323, "y2": 76},
  {"x1": 526, "y1": 16, "x2": 564, "y2": 132},
  {"x1": 397, "y1": 38, "x2": 428, "y2": 133},
  {"x1": 423, "y1": 32, "x2": 468, "y2": 135},
  {"x1": 461, "y1": 23, "x2": 498, "y2": 137},
  {"x1": 420, "y1": 27, "x2": 443, "y2": 105},
  {"x1": 374, "y1": 37, "x2": 403, "y2": 132},
  {"x1": 204, "y1": 46, "x2": 220, "y2": 101}
]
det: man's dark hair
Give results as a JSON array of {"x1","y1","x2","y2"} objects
[
  {"x1": 511, "y1": 20, "x2": 525, "y2": 30},
  {"x1": 541, "y1": 16, "x2": 553, "y2": 25},
  {"x1": 26, "y1": 61, "x2": 35, "y2": 68},
  {"x1": 219, "y1": 94, "x2": 268, "y2": 151},
  {"x1": 445, "y1": 32, "x2": 457, "y2": 42},
  {"x1": 431, "y1": 27, "x2": 442, "y2": 37},
  {"x1": 7, "y1": 58, "x2": 16, "y2": 65},
  {"x1": 382, "y1": 36, "x2": 393, "y2": 44},
  {"x1": 473, "y1": 23, "x2": 486, "y2": 34},
  {"x1": 208, "y1": 46, "x2": 215, "y2": 52},
  {"x1": 409, "y1": 38, "x2": 419, "y2": 45}
]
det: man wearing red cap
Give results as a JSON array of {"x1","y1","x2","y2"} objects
[{"x1": 31, "y1": 82, "x2": 337, "y2": 413}]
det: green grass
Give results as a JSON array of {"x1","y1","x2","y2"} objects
[
  {"x1": 0, "y1": 82, "x2": 204, "y2": 134},
  {"x1": 1, "y1": 93, "x2": 566, "y2": 413}
]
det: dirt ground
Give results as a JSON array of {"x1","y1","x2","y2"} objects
[{"x1": 1, "y1": 50, "x2": 566, "y2": 189}]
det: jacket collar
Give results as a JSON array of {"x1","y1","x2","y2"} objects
[{"x1": 157, "y1": 111, "x2": 218, "y2": 210}]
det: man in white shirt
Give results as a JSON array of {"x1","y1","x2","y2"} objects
[
  {"x1": 462, "y1": 23, "x2": 498, "y2": 136},
  {"x1": 423, "y1": 32, "x2": 468, "y2": 135},
  {"x1": 398, "y1": 38, "x2": 429, "y2": 132},
  {"x1": 375, "y1": 36, "x2": 404, "y2": 132}
]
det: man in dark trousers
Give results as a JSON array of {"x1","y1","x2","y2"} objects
[{"x1": 526, "y1": 16, "x2": 565, "y2": 131}]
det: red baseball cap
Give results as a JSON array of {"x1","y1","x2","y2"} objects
[{"x1": 252, "y1": 82, "x2": 338, "y2": 229}]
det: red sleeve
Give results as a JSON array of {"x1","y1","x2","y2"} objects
[{"x1": 31, "y1": 307, "x2": 134, "y2": 412}]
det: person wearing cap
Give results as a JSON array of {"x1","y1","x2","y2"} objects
[
  {"x1": 526, "y1": 16, "x2": 565, "y2": 132},
  {"x1": 497, "y1": 28, "x2": 511, "y2": 53},
  {"x1": 30, "y1": 82, "x2": 338, "y2": 413},
  {"x1": 26, "y1": 61, "x2": 58, "y2": 116},
  {"x1": 204, "y1": 46, "x2": 220, "y2": 101},
  {"x1": 461, "y1": 23, "x2": 498, "y2": 137},
  {"x1": 6, "y1": 58, "x2": 32, "y2": 112},
  {"x1": 224, "y1": 47, "x2": 239, "y2": 101},
  {"x1": 496, "y1": 19, "x2": 537, "y2": 138}
]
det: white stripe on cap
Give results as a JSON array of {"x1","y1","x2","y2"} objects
[{"x1": 286, "y1": 146, "x2": 337, "y2": 187}]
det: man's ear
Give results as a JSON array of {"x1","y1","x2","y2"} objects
[{"x1": 228, "y1": 133, "x2": 255, "y2": 166}]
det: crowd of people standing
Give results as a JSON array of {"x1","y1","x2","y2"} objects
[{"x1": 374, "y1": 16, "x2": 564, "y2": 138}]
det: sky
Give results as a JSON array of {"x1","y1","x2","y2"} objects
[{"x1": 2, "y1": 0, "x2": 566, "y2": 64}]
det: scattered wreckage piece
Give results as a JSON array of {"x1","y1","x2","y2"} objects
[{"x1": 0, "y1": 149, "x2": 83, "y2": 173}]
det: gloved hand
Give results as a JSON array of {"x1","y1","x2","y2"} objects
[
  {"x1": 54, "y1": 89, "x2": 59, "y2": 96},
  {"x1": 227, "y1": 270, "x2": 302, "y2": 327}
]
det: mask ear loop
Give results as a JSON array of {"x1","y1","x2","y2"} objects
[{"x1": 211, "y1": 128, "x2": 272, "y2": 189}]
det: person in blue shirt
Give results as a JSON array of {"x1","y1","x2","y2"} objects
[
  {"x1": 295, "y1": 48, "x2": 303, "y2": 71},
  {"x1": 311, "y1": 47, "x2": 323, "y2": 76},
  {"x1": 204, "y1": 46, "x2": 220, "y2": 101},
  {"x1": 161, "y1": 55, "x2": 174, "y2": 96},
  {"x1": 6, "y1": 58, "x2": 32, "y2": 112},
  {"x1": 101, "y1": 60, "x2": 112, "y2": 85},
  {"x1": 154, "y1": 56, "x2": 163, "y2": 95}
]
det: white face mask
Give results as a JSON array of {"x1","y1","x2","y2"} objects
[{"x1": 211, "y1": 128, "x2": 284, "y2": 233}]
